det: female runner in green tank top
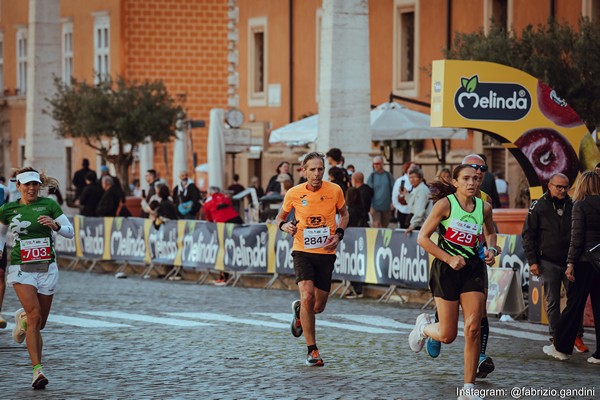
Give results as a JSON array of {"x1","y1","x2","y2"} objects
[
  {"x1": 0, "y1": 167, "x2": 74, "y2": 389},
  {"x1": 410, "y1": 164, "x2": 498, "y2": 400}
]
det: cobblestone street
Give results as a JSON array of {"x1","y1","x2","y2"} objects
[{"x1": 0, "y1": 270, "x2": 597, "y2": 399}]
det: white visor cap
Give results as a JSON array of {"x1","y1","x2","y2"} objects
[{"x1": 17, "y1": 171, "x2": 42, "y2": 184}]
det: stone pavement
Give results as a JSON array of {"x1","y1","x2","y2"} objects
[{"x1": 0, "y1": 270, "x2": 597, "y2": 399}]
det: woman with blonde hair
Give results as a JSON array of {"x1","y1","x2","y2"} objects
[
  {"x1": 0, "y1": 167, "x2": 74, "y2": 389},
  {"x1": 544, "y1": 171, "x2": 600, "y2": 364}
]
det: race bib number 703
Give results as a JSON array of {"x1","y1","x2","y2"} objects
[{"x1": 20, "y1": 237, "x2": 52, "y2": 263}]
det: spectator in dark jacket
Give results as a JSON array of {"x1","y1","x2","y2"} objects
[
  {"x1": 522, "y1": 173, "x2": 585, "y2": 348},
  {"x1": 265, "y1": 161, "x2": 293, "y2": 194},
  {"x1": 329, "y1": 166, "x2": 348, "y2": 196},
  {"x1": 227, "y1": 174, "x2": 245, "y2": 196},
  {"x1": 72, "y1": 158, "x2": 96, "y2": 201},
  {"x1": 544, "y1": 171, "x2": 600, "y2": 363},
  {"x1": 100, "y1": 165, "x2": 126, "y2": 204},
  {"x1": 351, "y1": 172, "x2": 373, "y2": 226},
  {"x1": 96, "y1": 176, "x2": 122, "y2": 217},
  {"x1": 78, "y1": 172, "x2": 103, "y2": 216},
  {"x1": 149, "y1": 184, "x2": 178, "y2": 227},
  {"x1": 172, "y1": 170, "x2": 201, "y2": 219}
]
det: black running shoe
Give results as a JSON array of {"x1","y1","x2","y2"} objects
[
  {"x1": 306, "y1": 349, "x2": 324, "y2": 366},
  {"x1": 476, "y1": 355, "x2": 495, "y2": 379},
  {"x1": 291, "y1": 300, "x2": 303, "y2": 337}
]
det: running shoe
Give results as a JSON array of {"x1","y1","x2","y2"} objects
[
  {"x1": 425, "y1": 337, "x2": 441, "y2": 358},
  {"x1": 587, "y1": 355, "x2": 600, "y2": 364},
  {"x1": 306, "y1": 349, "x2": 324, "y2": 367},
  {"x1": 0, "y1": 314, "x2": 7, "y2": 329},
  {"x1": 12, "y1": 308, "x2": 27, "y2": 344},
  {"x1": 476, "y1": 354, "x2": 495, "y2": 378},
  {"x1": 542, "y1": 344, "x2": 569, "y2": 361},
  {"x1": 574, "y1": 337, "x2": 589, "y2": 353},
  {"x1": 291, "y1": 300, "x2": 303, "y2": 337},
  {"x1": 32, "y1": 367, "x2": 48, "y2": 389},
  {"x1": 345, "y1": 293, "x2": 364, "y2": 299},
  {"x1": 408, "y1": 313, "x2": 431, "y2": 353}
]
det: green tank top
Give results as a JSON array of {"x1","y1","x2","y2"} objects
[
  {"x1": 438, "y1": 194, "x2": 484, "y2": 259},
  {"x1": 0, "y1": 197, "x2": 63, "y2": 265}
]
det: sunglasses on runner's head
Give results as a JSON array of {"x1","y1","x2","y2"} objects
[{"x1": 464, "y1": 164, "x2": 488, "y2": 172}]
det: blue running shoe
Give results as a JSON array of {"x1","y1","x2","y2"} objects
[
  {"x1": 425, "y1": 337, "x2": 441, "y2": 358},
  {"x1": 476, "y1": 354, "x2": 495, "y2": 378}
]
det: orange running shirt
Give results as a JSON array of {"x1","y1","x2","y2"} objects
[{"x1": 282, "y1": 180, "x2": 345, "y2": 254}]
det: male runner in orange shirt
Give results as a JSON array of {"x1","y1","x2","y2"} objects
[{"x1": 275, "y1": 152, "x2": 349, "y2": 366}]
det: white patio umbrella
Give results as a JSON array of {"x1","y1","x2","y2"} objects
[
  {"x1": 138, "y1": 137, "x2": 154, "y2": 192},
  {"x1": 268, "y1": 114, "x2": 318, "y2": 146},
  {"x1": 207, "y1": 109, "x2": 226, "y2": 189},
  {"x1": 268, "y1": 103, "x2": 466, "y2": 146},
  {"x1": 172, "y1": 122, "x2": 188, "y2": 186},
  {"x1": 370, "y1": 102, "x2": 467, "y2": 140}
]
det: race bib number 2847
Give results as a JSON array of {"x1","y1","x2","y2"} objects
[{"x1": 303, "y1": 227, "x2": 330, "y2": 249}]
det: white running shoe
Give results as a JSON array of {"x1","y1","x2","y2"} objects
[
  {"x1": 0, "y1": 314, "x2": 7, "y2": 329},
  {"x1": 408, "y1": 313, "x2": 431, "y2": 353},
  {"x1": 543, "y1": 344, "x2": 569, "y2": 361},
  {"x1": 12, "y1": 308, "x2": 27, "y2": 344},
  {"x1": 587, "y1": 356, "x2": 600, "y2": 364},
  {"x1": 32, "y1": 367, "x2": 48, "y2": 389}
]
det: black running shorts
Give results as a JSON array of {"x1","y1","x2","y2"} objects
[
  {"x1": 429, "y1": 256, "x2": 486, "y2": 301},
  {"x1": 292, "y1": 251, "x2": 336, "y2": 292},
  {"x1": 0, "y1": 244, "x2": 7, "y2": 271}
]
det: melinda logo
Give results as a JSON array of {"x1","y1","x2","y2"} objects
[{"x1": 454, "y1": 75, "x2": 531, "y2": 121}]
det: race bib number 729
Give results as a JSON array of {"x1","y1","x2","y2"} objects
[{"x1": 444, "y1": 219, "x2": 480, "y2": 247}]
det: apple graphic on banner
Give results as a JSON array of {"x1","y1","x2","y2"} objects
[
  {"x1": 537, "y1": 81, "x2": 583, "y2": 128},
  {"x1": 578, "y1": 133, "x2": 600, "y2": 171},
  {"x1": 514, "y1": 128, "x2": 579, "y2": 183}
]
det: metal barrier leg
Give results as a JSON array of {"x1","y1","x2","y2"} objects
[
  {"x1": 86, "y1": 260, "x2": 98, "y2": 273},
  {"x1": 163, "y1": 265, "x2": 180, "y2": 280},
  {"x1": 195, "y1": 270, "x2": 210, "y2": 285},
  {"x1": 230, "y1": 272, "x2": 242, "y2": 287},
  {"x1": 421, "y1": 296, "x2": 436, "y2": 310},
  {"x1": 329, "y1": 280, "x2": 347, "y2": 297},
  {"x1": 140, "y1": 263, "x2": 156, "y2": 278}
]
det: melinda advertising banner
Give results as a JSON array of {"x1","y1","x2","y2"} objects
[
  {"x1": 108, "y1": 217, "x2": 146, "y2": 262},
  {"x1": 366, "y1": 228, "x2": 429, "y2": 289},
  {"x1": 75, "y1": 216, "x2": 108, "y2": 260},
  {"x1": 54, "y1": 216, "x2": 76, "y2": 257},
  {"x1": 178, "y1": 220, "x2": 220, "y2": 270},
  {"x1": 147, "y1": 219, "x2": 179, "y2": 265},
  {"x1": 221, "y1": 223, "x2": 269, "y2": 273},
  {"x1": 431, "y1": 60, "x2": 600, "y2": 199}
]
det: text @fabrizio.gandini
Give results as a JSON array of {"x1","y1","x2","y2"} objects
[{"x1": 456, "y1": 386, "x2": 595, "y2": 399}]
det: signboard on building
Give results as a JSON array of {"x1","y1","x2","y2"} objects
[
  {"x1": 431, "y1": 60, "x2": 600, "y2": 200},
  {"x1": 223, "y1": 128, "x2": 252, "y2": 153}
]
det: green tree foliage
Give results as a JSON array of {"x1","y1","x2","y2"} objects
[
  {"x1": 445, "y1": 18, "x2": 600, "y2": 131},
  {"x1": 47, "y1": 75, "x2": 182, "y2": 191}
]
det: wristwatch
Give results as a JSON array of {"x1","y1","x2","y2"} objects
[
  {"x1": 53, "y1": 221, "x2": 61, "y2": 232},
  {"x1": 567, "y1": 262, "x2": 575, "y2": 268}
]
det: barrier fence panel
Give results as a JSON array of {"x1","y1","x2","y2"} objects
[{"x1": 58, "y1": 217, "x2": 528, "y2": 294}]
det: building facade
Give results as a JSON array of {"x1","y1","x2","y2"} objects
[{"x1": 0, "y1": 0, "x2": 598, "y2": 205}]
